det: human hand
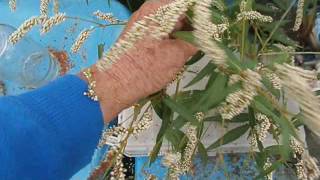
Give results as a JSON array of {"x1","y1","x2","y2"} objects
[{"x1": 88, "y1": 0, "x2": 197, "y2": 122}]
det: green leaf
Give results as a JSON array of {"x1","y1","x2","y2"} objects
[
  {"x1": 271, "y1": 0, "x2": 288, "y2": 11},
  {"x1": 265, "y1": 145, "x2": 287, "y2": 156},
  {"x1": 207, "y1": 124, "x2": 250, "y2": 150},
  {"x1": 172, "y1": 31, "x2": 195, "y2": 45},
  {"x1": 165, "y1": 129, "x2": 185, "y2": 150},
  {"x1": 176, "y1": 90, "x2": 204, "y2": 108},
  {"x1": 185, "y1": 63, "x2": 216, "y2": 88},
  {"x1": 153, "y1": 100, "x2": 172, "y2": 142},
  {"x1": 204, "y1": 113, "x2": 249, "y2": 123},
  {"x1": 163, "y1": 96, "x2": 198, "y2": 125},
  {"x1": 196, "y1": 73, "x2": 228, "y2": 111},
  {"x1": 186, "y1": 51, "x2": 205, "y2": 65},
  {"x1": 98, "y1": 43, "x2": 105, "y2": 59},
  {"x1": 198, "y1": 142, "x2": 209, "y2": 165}
]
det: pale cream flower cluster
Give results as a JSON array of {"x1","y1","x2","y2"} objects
[
  {"x1": 71, "y1": 28, "x2": 92, "y2": 53},
  {"x1": 220, "y1": 69, "x2": 262, "y2": 120},
  {"x1": 263, "y1": 158, "x2": 273, "y2": 180},
  {"x1": 228, "y1": 74, "x2": 241, "y2": 85},
  {"x1": 276, "y1": 64, "x2": 320, "y2": 137},
  {"x1": 97, "y1": 0, "x2": 195, "y2": 70},
  {"x1": 293, "y1": 0, "x2": 305, "y2": 31},
  {"x1": 254, "y1": 113, "x2": 271, "y2": 142},
  {"x1": 289, "y1": 137, "x2": 320, "y2": 180},
  {"x1": 265, "y1": 72, "x2": 282, "y2": 90},
  {"x1": 147, "y1": 0, "x2": 195, "y2": 39},
  {"x1": 237, "y1": 0, "x2": 272, "y2": 23},
  {"x1": 290, "y1": 137, "x2": 304, "y2": 158},
  {"x1": 107, "y1": 146, "x2": 127, "y2": 180},
  {"x1": 212, "y1": 0, "x2": 224, "y2": 11},
  {"x1": 98, "y1": 126, "x2": 127, "y2": 148},
  {"x1": 195, "y1": 112, "x2": 205, "y2": 122},
  {"x1": 93, "y1": 10, "x2": 119, "y2": 24},
  {"x1": 249, "y1": 113, "x2": 271, "y2": 149},
  {"x1": 193, "y1": 0, "x2": 228, "y2": 67},
  {"x1": 132, "y1": 112, "x2": 153, "y2": 135},
  {"x1": 237, "y1": 11, "x2": 273, "y2": 23},
  {"x1": 98, "y1": 112, "x2": 153, "y2": 147},
  {"x1": 296, "y1": 153, "x2": 320, "y2": 180},
  {"x1": 163, "y1": 126, "x2": 198, "y2": 179}
]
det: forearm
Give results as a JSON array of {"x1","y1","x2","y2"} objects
[{"x1": 0, "y1": 75, "x2": 104, "y2": 179}]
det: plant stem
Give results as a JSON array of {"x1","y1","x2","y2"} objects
[
  {"x1": 66, "y1": 16, "x2": 127, "y2": 27},
  {"x1": 260, "y1": 0, "x2": 296, "y2": 53},
  {"x1": 259, "y1": 51, "x2": 320, "y2": 56},
  {"x1": 240, "y1": 20, "x2": 246, "y2": 61}
]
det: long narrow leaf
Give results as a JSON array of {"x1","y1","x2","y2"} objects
[{"x1": 207, "y1": 124, "x2": 250, "y2": 150}]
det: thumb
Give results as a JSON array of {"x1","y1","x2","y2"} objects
[{"x1": 170, "y1": 39, "x2": 198, "y2": 60}]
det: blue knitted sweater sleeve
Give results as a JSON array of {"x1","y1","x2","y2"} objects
[{"x1": 0, "y1": 75, "x2": 104, "y2": 180}]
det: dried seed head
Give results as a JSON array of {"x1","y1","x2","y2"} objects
[
  {"x1": 71, "y1": 29, "x2": 92, "y2": 53},
  {"x1": 40, "y1": 0, "x2": 50, "y2": 17},
  {"x1": 9, "y1": 16, "x2": 40, "y2": 44},
  {"x1": 41, "y1": 12, "x2": 66, "y2": 34},
  {"x1": 53, "y1": 0, "x2": 59, "y2": 14},
  {"x1": 9, "y1": 0, "x2": 16, "y2": 12},
  {"x1": 93, "y1": 10, "x2": 119, "y2": 24}
]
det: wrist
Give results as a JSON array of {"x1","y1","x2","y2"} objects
[{"x1": 90, "y1": 65, "x2": 136, "y2": 123}]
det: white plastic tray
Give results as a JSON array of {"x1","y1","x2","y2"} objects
[{"x1": 118, "y1": 56, "x2": 306, "y2": 157}]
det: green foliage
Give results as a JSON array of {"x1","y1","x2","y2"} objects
[
  {"x1": 143, "y1": 0, "x2": 317, "y2": 178},
  {"x1": 90, "y1": 0, "x2": 320, "y2": 179},
  {"x1": 207, "y1": 124, "x2": 250, "y2": 150}
]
